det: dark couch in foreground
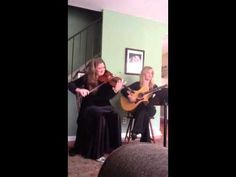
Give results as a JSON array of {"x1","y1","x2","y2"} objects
[{"x1": 98, "y1": 143, "x2": 168, "y2": 177}]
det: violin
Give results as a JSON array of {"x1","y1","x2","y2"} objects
[
  {"x1": 89, "y1": 70, "x2": 122, "y2": 93},
  {"x1": 99, "y1": 71, "x2": 134, "y2": 94},
  {"x1": 98, "y1": 70, "x2": 122, "y2": 87}
]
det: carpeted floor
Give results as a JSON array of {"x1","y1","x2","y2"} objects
[{"x1": 68, "y1": 118, "x2": 168, "y2": 177}]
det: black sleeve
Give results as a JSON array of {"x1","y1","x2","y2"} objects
[
  {"x1": 121, "y1": 82, "x2": 140, "y2": 98},
  {"x1": 103, "y1": 83, "x2": 117, "y2": 100},
  {"x1": 68, "y1": 75, "x2": 86, "y2": 95}
]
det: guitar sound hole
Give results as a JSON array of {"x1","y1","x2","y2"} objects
[{"x1": 137, "y1": 93, "x2": 144, "y2": 99}]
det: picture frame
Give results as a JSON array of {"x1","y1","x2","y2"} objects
[{"x1": 125, "y1": 48, "x2": 144, "y2": 75}]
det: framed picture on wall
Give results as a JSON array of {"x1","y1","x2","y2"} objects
[{"x1": 125, "y1": 48, "x2": 144, "y2": 75}]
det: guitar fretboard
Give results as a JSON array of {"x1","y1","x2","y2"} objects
[{"x1": 143, "y1": 84, "x2": 168, "y2": 95}]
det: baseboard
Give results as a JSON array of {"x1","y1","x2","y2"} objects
[
  {"x1": 121, "y1": 132, "x2": 127, "y2": 139},
  {"x1": 68, "y1": 130, "x2": 162, "y2": 142},
  {"x1": 121, "y1": 129, "x2": 162, "y2": 140},
  {"x1": 68, "y1": 134, "x2": 127, "y2": 142},
  {"x1": 68, "y1": 136, "x2": 76, "y2": 142},
  {"x1": 154, "y1": 129, "x2": 162, "y2": 136}
]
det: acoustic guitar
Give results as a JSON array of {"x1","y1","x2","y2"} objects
[{"x1": 120, "y1": 84, "x2": 168, "y2": 112}]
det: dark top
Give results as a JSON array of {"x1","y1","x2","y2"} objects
[{"x1": 68, "y1": 75, "x2": 117, "y2": 109}]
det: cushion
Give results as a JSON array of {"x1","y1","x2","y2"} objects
[{"x1": 98, "y1": 143, "x2": 168, "y2": 177}]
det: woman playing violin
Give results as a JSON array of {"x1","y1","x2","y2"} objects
[{"x1": 68, "y1": 57, "x2": 124, "y2": 161}]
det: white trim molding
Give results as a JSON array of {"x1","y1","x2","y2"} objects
[{"x1": 68, "y1": 136, "x2": 76, "y2": 142}]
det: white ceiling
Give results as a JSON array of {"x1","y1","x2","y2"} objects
[
  {"x1": 68, "y1": 0, "x2": 168, "y2": 54},
  {"x1": 68, "y1": 0, "x2": 168, "y2": 25}
]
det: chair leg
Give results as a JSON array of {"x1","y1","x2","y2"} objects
[
  {"x1": 149, "y1": 119, "x2": 155, "y2": 143},
  {"x1": 125, "y1": 119, "x2": 132, "y2": 142}
]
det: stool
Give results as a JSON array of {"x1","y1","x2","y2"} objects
[{"x1": 124, "y1": 112, "x2": 155, "y2": 143}]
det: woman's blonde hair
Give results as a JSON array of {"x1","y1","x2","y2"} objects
[
  {"x1": 85, "y1": 57, "x2": 106, "y2": 90},
  {"x1": 139, "y1": 66, "x2": 155, "y2": 89}
]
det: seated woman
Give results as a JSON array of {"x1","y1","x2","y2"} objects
[
  {"x1": 121, "y1": 66, "x2": 157, "y2": 142},
  {"x1": 68, "y1": 57, "x2": 124, "y2": 161}
]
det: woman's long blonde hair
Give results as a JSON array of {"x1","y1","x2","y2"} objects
[
  {"x1": 139, "y1": 66, "x2": 155, "y2": 89},
  {"x1": 85, "y1": 57, "x2": 106, "y2": 90}
]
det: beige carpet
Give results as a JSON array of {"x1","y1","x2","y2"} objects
[
  {"x1": 68, "y1": 118, "x2": 168, "y2": 177},
  {"x1": 68, "y1": 136, "x2": 167, "y2": 177},
  {"x1": 68, "y1": 153, "x2": 105, "y2": 177}
]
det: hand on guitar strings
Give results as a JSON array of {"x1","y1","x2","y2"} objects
[{"x1": 127, "y1": 92, "x2": 136, "y2": 103}]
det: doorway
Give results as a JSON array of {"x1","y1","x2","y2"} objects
[{"x1": 160, "y1": 35, "x2": 168, "y2": 119}]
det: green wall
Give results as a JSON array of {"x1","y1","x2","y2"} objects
[
  {"x1": 68, "y1": 6, "x2": 101, "y2": 136},
  {"x1": 102, "y1": 10, "x2": 167, "y2": 85},
  {"x1": 101, "y1": 10, "x2": 168, "y2": 134}
]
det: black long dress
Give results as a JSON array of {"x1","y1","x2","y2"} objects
[{"x1": 68, "y1": 75, "x2": 121, "y2": 159}]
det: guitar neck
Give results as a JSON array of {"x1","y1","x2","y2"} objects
[{"x1": 143, "y1": 84, "x2": 168, "y2": 95}]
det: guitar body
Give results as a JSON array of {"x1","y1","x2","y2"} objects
[{"x1": 120, "y1": 86, "x2": 151, "y2": 112}]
